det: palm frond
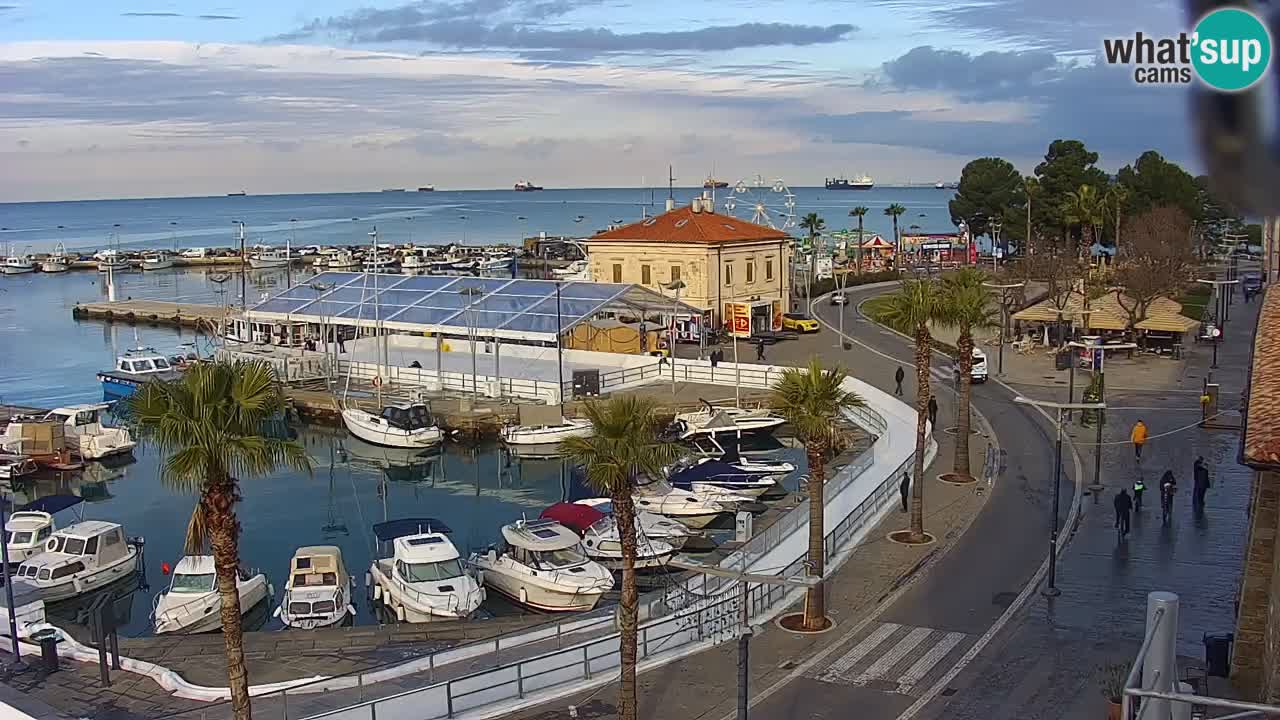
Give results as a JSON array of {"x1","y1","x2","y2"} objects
[
  {"x1": 769, "y1": 358, "x2": 865, "y2": 445},
  {"x1": 561, "y1": 396, "x2": 679, "y2": 496},
  {"x1": 184, "y1": 502, "x2": 209, "y2": 555},
  {"x1": 877, "y1": 279, "x2": 942, "y2": 336}
]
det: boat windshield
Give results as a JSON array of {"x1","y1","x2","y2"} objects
[
  {"x1": 49, "y1": 536, "x2": 87, "y2": 555},
  {"x1": 532, "y1": 546, "x2": 588, "y2": 569},
  {"x1": 5, "y1": 531, "x2": 32, "y2": 545},
  {"x1": 171, "y1": 573, "x2": 215, "y2": 593},
  {"x1": 401, "y1": 559, "x2": 464, "y2": 582}
]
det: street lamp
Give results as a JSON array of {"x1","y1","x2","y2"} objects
[
  {"x1": 233, "y1": 220, "x2": 247, "y2": 312},
  {"x1": 1013, "y1": 396, "x2": 1105, "y2": 597},
  {"x1": 833, "y1": 269, "x2": 850, "y2": 349},
  {"x1": 665, "y1": 278, "x2": 687, "y2": 395},
  {"x1": 459, "y1": 285, "x2": 485, "y2": 397},
  {"x1": 0, "y1": 493, "x2": 27, "y2": 672},
  {"x1": 1196, "y1": 278, "x2": 1239, "y2": 369},
  {"x1": 990, "y1": 220, "x2": 1003, "y2": 271},
  {"x1": 982, "y1": 281, "x2": 1024, "y2": 376}
]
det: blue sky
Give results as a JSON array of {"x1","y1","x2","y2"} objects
[{"x1": 0, "y1": 0, "x2": 1192, "y2": 201}]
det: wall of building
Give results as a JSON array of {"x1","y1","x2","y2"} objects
[{"x1": 1233, "y1": 468, "x2": 1280, "y2": 699}]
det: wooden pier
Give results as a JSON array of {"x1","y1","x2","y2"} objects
[{"x1": 72, "y1": 299, "x2": 233, "y2": 329}]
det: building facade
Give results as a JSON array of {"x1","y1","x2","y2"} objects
[{"x1": 586, "y1": 197, "x2": 793, "y2": 338}]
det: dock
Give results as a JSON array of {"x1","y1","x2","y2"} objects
[{"x1": 72, "y1": 299, "x2": 233, "y2": 329}]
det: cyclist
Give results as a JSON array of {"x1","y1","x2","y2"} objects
[
  {"x1": 1160, "y1": 470, "x2": 1177, "y2": 525},
  {"x1": 1133, "y1": 476, "x2": 1145, "y2": 512}
]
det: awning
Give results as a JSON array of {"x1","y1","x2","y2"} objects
[{"x1": 1136, "y1": 314, "x2": 1199, "y2": 333}]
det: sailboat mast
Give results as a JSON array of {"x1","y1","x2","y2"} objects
[
  {"x1": 555, "y1": 282, "x2": 565, "y2": 409},
  {"x1": 370, "y1": 227, "x2": 383, "y2": 407},
  {"x1": 237, "y1": 222, "x2": 247, "y2": 314}
]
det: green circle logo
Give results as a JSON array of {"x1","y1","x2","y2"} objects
[{"x1": 1192, "y1": 7, "x2": 1272, "y2": 91}]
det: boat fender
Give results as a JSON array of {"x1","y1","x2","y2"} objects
[
  {"x1": 364, "y1": 571, "x2": 371, "y2": 587},
  {"x1": 346, "y1": 604, "x2": 356, "y2": 618},
  {"x1": 519, "y1": 587, "x2": 528, "y2": 605},
  {"x1": 395, "y1": 604, "x2": 406, "y2": 622},
  {"x1": 272, "y1": 606, "x2": 281, "y2": 618},
  {"x1": 372, "y1": 584, "x2": 381, "y2": 602}
]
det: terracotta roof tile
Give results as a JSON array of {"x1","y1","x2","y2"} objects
[
  {"x1": 1244, "y1": 287, "x2": 1280, "y2": 466},
  {"x1": 590, "y1": 204, "x2": 790, "y2": 244}
]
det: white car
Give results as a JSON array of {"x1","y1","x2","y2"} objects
[
  {"x1": 953, "y1": 347, "x2": 988, "y2": 384},
  {"x1": 829, "y1": 292, "x2": 848, "y2": 306}
]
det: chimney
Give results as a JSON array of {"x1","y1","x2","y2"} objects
[
  {"x1": 691, "y1": 198, "x2": 703, "y2": 213},
  {"x1": 665, "y1": 197, "x2": 675, "y2": 212}
]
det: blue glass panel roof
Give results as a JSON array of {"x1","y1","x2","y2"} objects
[{"x1": 386, "y1": 306, "x2": 465, "y2": 325}]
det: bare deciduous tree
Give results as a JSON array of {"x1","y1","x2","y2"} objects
[{"x1": 1112, "y1": 206, "x2": 1195, "y2": 328}]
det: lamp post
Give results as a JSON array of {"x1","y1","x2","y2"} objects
[
  {"x1": 990, "y1": 220, "x2": 1002, "y2": 271},
  {"x1": 308, "y1": 281, "x2": 334, "y2": 384},
  {"x1": 834, "y1": 269, "x2": 850, "y2": 349},
  {"x1": 1014, "y1": 396, "x2": 1105, "y2": 596},
  {"x1": 1196, "y1": 278, "x2": 1239, "y2": 369},
  {"x1": 233, "y1": 220, "x2": 247, "y2": 313},
  {"x1": 666, "y1": 278, "x2": 687, "y2": 395},
  {"x1": 983, "y1": 281, "x2": 1024, "y2": 376},
  {"x1": 1, "y1": 492, "x2": 26, "y2": 672},
  {"x1": 459, "y1": 285, "x2": 485, "y2": 397}
]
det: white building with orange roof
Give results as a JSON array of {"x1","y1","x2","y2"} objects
[{"x1": 587, "y1": 196, "x2": 794, "y2": 338}]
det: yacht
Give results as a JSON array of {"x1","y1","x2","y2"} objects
[
  {"x1": 97, "y1": 348, "x2": 183, "y2": 398},
  {"x1": 13, "y1": 521, "x2": 140, "y2": 602},
  {"x1": 41, "y1": 244, "x2": 72, "y2": 273},
  {"x1": 40, "y1": 404, "x2": 135, "y2": 460},
  {"x1": 500, "y1": 406, "x2": 593, "y2": 446},
  {"x1": 368, "y1": 519, "x2": 484, "y2": 622},
  {"x1": 275, "y1": 546, "x2": 355, "y2": 629},
  {"x1": 96, "y1": 250, "x2": 130, "y2": 272},
  {"x1": 541, "y1": 503, "x2": 676, "y2": 571},
  {"x1": 152, "y1": 555, "x2": 272, "y2": 635},
  {"x1": 342, "y1": 403, "x2": 443, "y2": 449},
  {"x1": 670, "y1": 403, "x2": 786, "y2": 440},
  {"x1": 248, "y1": 248, "x2": 291, "y2": 269},
  {"x1": 4, "y1": 495, "x2": 84, "y2": 567},
  {"x1": 935, "y1": 181, "x2": 946, "y2": 190},
  {"x1": 667, "y1": 457, "x2": 779, "y2": 498},
  {"x1": 0, "y1": 453, "x2": 38, "y2": 480},
  {"x1": 470, "y1": 518, "x2": 614, "y2": 612},
  {"x1": 478, "y1": 253, "x2": 514, "y2": 271},
  {"x1": 327, "y1": 250, "x2": 362, "y2": 270},
  {"x1": 551, "y1": 260, "x2": 588, "y2": 279},
  {"x1": 2, "y1": 252, "x2": 35, "y2": 275},
  {"x1": 572, "y1": 498, "x2": 693, "y2": 550},
  {"x1": 141, "y1": 251, "x2": 175, "y2": 271},
  {"x1": 631, "y1": 478, "x2": 736, "y2": 529},
  {"x1": 513, "y1": 180, "x2": 543, "y2": 192}
]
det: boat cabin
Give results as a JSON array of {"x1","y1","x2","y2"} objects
[
  {"x1": 115, "y1": 351, "x2": 173, "y2": 376},
  {"x1": 166, "y1": 555, "x2": 217, "y2": 594},
  {"x1": 227, "y1": 317, "x2": 308, "y2": 347},
  {"x1": 15, "y1": 520, "x2": 130, "y2": 582},
  {"x1": 5, "y1": 495, "x2": 84, "y2": 563},
  {"x1": 381, "y1": 404, "x2": 436, "y2": 432},
  {"x1": 44, "y1": 404, "x2": 109, "y2": 435},
  {"x1": 498, "y1": 519, "x2": 591, "y2": 570},
  {"x1": 373, "y1": 518, "x2": 463, "y2": 580},
  {"x1": 287, "y1": 546, "x2": 347, "y2": 591}
]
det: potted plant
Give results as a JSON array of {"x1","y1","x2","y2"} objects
[{"x1": 1098, "y1": 662, "x2": 1128, "y2": 720}]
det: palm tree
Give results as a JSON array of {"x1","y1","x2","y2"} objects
[
  {"x1": 800, "y1": 213, "x2": 826, "y2": 301},
  {"x1": 561, "y1": 396, "x2": 681, "y2": 720},
  {"x1": 1022, "y1": 177, "x2": 1040, "y2": 257},
  {"x1": 1063, "y1": 184, "x2": 1104, "y2": 259},
  {"x1": 1105, "y1": 184, "x2": 1129, "y2": 255},
  {"x1": 937, "y1": 269, "x2": 997, "y2": 482},
  {"x1": 848, "y1": 206, "x2": 869, "y2": 273},
  {"x1": 770, "y1": 359, "x2": 864, "y2": 629},
  {"x1": 877, "y1": 279, "x2": 942, "y2": 541},
  {"x1": 127, "y1": 361, "x2": 310, "y2": 720},
  {"x1": 884, "y1": 204, "x2": 907, "y2": 270}
]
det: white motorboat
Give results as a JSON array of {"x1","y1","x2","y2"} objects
[
  {"x1": 501, "y1": 405, "x2": 593, "y2": 446},
  {"x1": 690, "y1": 437, "x2": 797, "y2": 476},
  {"x1": 541, "y1": 503, "x2": 676, "y2": 570},
  {"x1": 631, "y1": 478, "x2": 736, "y2": 529},
  {"x1": 41, "y1": 244, "x2": 71, "y2": 273},
  {"x1": 141, "y1": 251, "x2": 175, "y2": 271},
  {"x1": 327, "y1": 250, "x2": 362, "y2": 269},
  {"x1": 362, "y1": 255, "x2": 400, "y2": 273},
  {"x1": 667, "y1": 457, "x2": 781, "y2": 498},
  {"x1": 153, "y1": 555, "x2": 272, "y2": 635},
  {"x1": 275, "y1": 546, "x2": 355, "y2": 629},
  {"x1": 427, "y1": 256, "x2": 460, "y2": 273},
  {"x1": 248, "y1": 248, "x2": 291, "y2": 269},
  {"x1": 40, "y1": 404, "x2": 136, "y2": 460},
  {"x1": 400, "y1": 251, "x2": 427, "y2": 270},
  {"x1": 2, "y1": 253, "x2": 35, "y2": 275},
  {"x1": 368, "y1": 519, "x2": 485, "y2": 622},
  {"x1": 342, "y1": 403, "x2": 443, "y2": 449},
  {"x1": 671, "y1": 402, "x2": 787, "y2": 440},
  {"x1": 470, "y1": 518, "x2": 614, "y2": 612},
  {"x1": 96, "y1": 250, "x2": 130, "y2": 272},
  {"x1": 0, "y1": 453, "x2": 38, "y2": 480},
  {"x1": 573, "y1": 498, "x2": 693, "y2": 550},
  {"x1": 551, "y1": 260, "x2": 588, "y2": 280},
  {"x1": 4, "y1": 495, "x2": 84, "y2": 566},
  {"x1": 13, "y1": 521, "x2": 139, "y2": 602},
  {"x1": 479, "y1": 254, "x2": 513, "y2": 271}
]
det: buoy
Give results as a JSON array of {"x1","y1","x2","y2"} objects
[{"x1": 161, "y1": 561, "x2": 172, "y2": 575}]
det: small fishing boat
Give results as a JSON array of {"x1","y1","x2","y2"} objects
[
  {"x1": 97, "y1": 348, "x2": 182, "y2": 399},
  {"x1": 96, "y1": 250, "x2": 130, "y2": 272},
  {"x1": 400, "y1": 251, "x2": 427, "y2": 270},
  {"x1": 471, "y1": 518, "x2": 613, "y2": 612},
  {"x1": 572, "y1": 498, "x2": 693, "y2": 550},
  {"x1": 362, "y1": 254, "x2": 400, "y2": 273},
  {"x1": 41, "y1": 244, "x2": 71, "y2": 273},
  {"x1": 275, "y1": 546, "x2": 355, "y2": 629},
  {"x1": 4, "y1": 495, "x2": 84, "y2": 567},
  {"x1": 541, "y1": 503, "x2": 676, "y2": 570},
  {"x1": 500, "y1": 405, "x2": 593, "y2": 446},
  {"x1": 327, "y1": 250, "x2": 362, "y2": 269},
  {"x1": 13, "y1": 521, "x2": 140, "y2": 603},
  {"x1": 631, "y1": 478, "x2": 737, "y2": 529},
  {"x1": 342, "y1": 403, "x2": 443, "y2": 449},
  {"x1": 0, "y1": 453, "x2": 38, "y2": 480},
  {"x1": 478, "y1": 253, "x2": 513, "y2": 271},
  {"x1": 2, "y1": 252, "x2": 35, "y2": 275},
  {"x1": 368, "y1": 519, "x2": 484, "y2": 622},
  {"x1": 670, "y1": 402, "x2": 787, "y2": 440},
  {"x1": 667, "y1": 457, "x2": 779, "y2": 498},
  {"x1": 248, "y1": 248, "x2": 291, "y2": 269},
  {"x1": 140, "y1": 251, "x2": 175, "y2": 271},
  {"x1": 152, "y1": 555, "x2": 272, "y2": 635},
  {"x1": 40, "y1": 404, "x2": 136, "y2": 460}
]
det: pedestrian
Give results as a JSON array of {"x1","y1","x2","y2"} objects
[
  {"x1": 1133, "y1": 476, "x2": 1145, "y2": 512},
  {"x1": 1160, "y1": 470, "x2": 1177, "y2": 525},
  {"x1": 756, "y1": 339, "x2": 766, "y2": 361},
  {"x1": 927, "y1": 396, "x2": 938, "y2": 427},
  {"x1": 1193, "y1": 456, "x2": 1212, "y2": 507},
  {"x1": 900, "y1": 472, "x2": 910, "y2": 513},
  {"x1": 895, "y1": 366, "x2": 905, "y2": 396},
  {"x1": 1130, "y1": 419, "x2": 1148, "y2": 461},
  {"x1": 338, "y1": 335, "x2": 346, "y2": 353},
  {"x1": 1114, "y1": 488, "x2": 1133, "y2": 537}
]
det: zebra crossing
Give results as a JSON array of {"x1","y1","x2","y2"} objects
[{"x1": 812, "y1": 622, "x2": 973, "y2": 695}]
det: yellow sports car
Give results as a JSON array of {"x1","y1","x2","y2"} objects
[{"x1": 782, "y1": 313, "x2": 820, "y2": 333}]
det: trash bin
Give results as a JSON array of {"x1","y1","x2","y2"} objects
[
  {"x1": 33, "y1": 628, "x2": 59, "y2": 672},
  {"x1": 1204, "y1": 632, "x2": 1234, "y2": 677},
  {"x1": 1054, "y1": 350, "x2": 1071, "y2": 370}
]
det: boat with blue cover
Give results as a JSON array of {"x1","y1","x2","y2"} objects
[
  {"x1": 667, "y1": 457, "x2": 779, "y2": 498},
  {"x1": 96, "y1": 348, "x2": 182, "y2": 399}
]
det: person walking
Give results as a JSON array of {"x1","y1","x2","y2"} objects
[
  {"x1": 900, "y1": 471, "x2": 910, "y2": 513},
  {"x1": 1160, "y1": 470, "x2": 1177, "y2": 525},
  {"x1": 1131, "y1": 420, "x2": 1148, "y2": 461},
  {"x1": 927, "y1": 396, "x2": 938, "y2": 427},
  {"x1": 1114, "y1": 488, "x2": 1133, "y2": 538},
  {"x1": 1193, "y1": 456, "x2": 1212, "y2": 507},
  {"x1": 895, "y1": 366, "x2": 906, "y2": 396},
  {"x1": 755, "y1": 338, "x2": 766, "y2": 361},
  {"x1": 1133, "y1": 476, "x2": 1145, "y2": 512}
]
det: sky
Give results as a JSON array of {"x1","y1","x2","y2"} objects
[{"x1": 0, "y1": 0, "x2": 1195, "y2": 201}]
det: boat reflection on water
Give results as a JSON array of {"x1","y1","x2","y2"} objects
[
  {"x1": 3, "y1": 457, "x2": 136, "y2": 506},
  {"x1": 502, "y1": 443, "x2": 569, "y2": 461},
  {"x1": 337, "y1": 435, "x2": 444, "y2": 485}
]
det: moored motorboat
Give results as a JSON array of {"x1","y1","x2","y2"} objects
[
  {"x1": 248, "y1": 249, "x2": 291, "y2": 269},
  {"x1": 275, "y1": 546, "x2": 355, "y2": 629},
  {"x1": 140, "y1": 251, "x2": 175, "y2": 271},
  {"x1": 153, "y1": 555, "x2": 272, "y2": 634},
  {"x1": 97, "y1": 348, "x2": 182, "y2": 399},
  {"x1": 541, "y1": 503, "x2": 676, "y2": 570},
  {"x1": 13, "y1": 521, "x2": 140, "y2": 603},
  {"x1": 327, "y1": 250, "x2": 362, "y2": 269},
  {"x1": 572, "y1": 498, "x2": 693, "y2": 550},
  {"x1": 40, "y1": 404, "x2": 136, "y2": 460},
  {"x1": 631, "y1": 478, "x2": 737, "y2": 529},
  {"x1": 400, "y1": 251, "x2": 427, "y2": 271},
  {"x1": 0, "y1": 453, "x2": 38, "y2": 480},
  {"x1": 4, "y1": 496, "x2": 83, "y2": 566},
  {"x1": 666, "y1": 457, "x2": 780, "y2": 498},
  {"x1": 96, "y1": 250, "x2": 130, "y2": 272},
  {"x1": 470, "y1": 518, "x2": 614, "y2": 612},
  {"x1": 500, "y1": 405, "x2": 593, "y2": 446},
  {"x1": 2, "y1": 252, "x2": 35, "y2": 274},
  {"x1": 342, "y1": 403, "x2": 443, "y2": 448},
  {"x1": 362, "y1": 255, "x2": 400, "y2": 273},
  {"x1": 368, "y1": 519, "x2": 484, "y2": 622},
  {"x1": 670, "y1": 402, "x2": 786, "y2": 440},
  {"x1": 41, "y1": 244, "x2": 71, "y2": 273}
]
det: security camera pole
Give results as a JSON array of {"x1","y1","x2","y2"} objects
[{"x1": 1014, "y1": 396, "x2": 1105, "y2": 596}]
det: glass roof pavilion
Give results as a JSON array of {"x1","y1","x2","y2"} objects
[{"x1": 246, "y1": 272, "x2": 705, "y2": 343}]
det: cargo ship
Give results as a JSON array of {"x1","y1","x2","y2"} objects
[
  {"x1": 824, "y1": 174, "x2": 874, "y2": 190},
  {"x1": 703, "y1": 175, "x2": 729, "y2": 189}
]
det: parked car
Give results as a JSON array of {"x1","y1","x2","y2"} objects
[
  {"x1": 829, "y1": 292, "x2": 848, "y2": 306},
  {"x1": 782, "y1": 313, "x2": 820, "y2": 333},
  {"x1": 952, "y1": 347, "x2": 988, "y2": 383},
  {"x1": 1242, "y1": 271, "x2": 1263, "y2": 294}
]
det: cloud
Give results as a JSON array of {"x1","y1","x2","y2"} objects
[
  {"x1": 880, "y1": 45, "x2": 1061, "y2": 100},
  {"x1": 198, "y1": 14, "x2": 240, "y2": 20},
  {"x1": 121, "y1": 11, "x2": 183, "y2": 17},
  {"x1": 278, "y1": 0, "x2": 855, "y2": 56},
  {"x1": 0, "y1": 5, "x2": 18, "y2": 11}
]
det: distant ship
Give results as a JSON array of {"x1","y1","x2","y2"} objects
[
  {"x1": 703, "y1": 175, "x2": 729, "y2": 189},
  {"x1": 227, "y1": 191, "x2": 247, "y2": 197},
  {"x1": 417, "y1": 185, "x2": 435, "y2": 192},
  {"x1": 935, "y1": 181, "x2": 946, "y2": 189},
  {"x1": 514, "y1": 180, "x2": 543, "y2": 192},
  {"x1": 381, "y1": 188, "x2": 406, "y2": 193},
  {"x1": 825, "y1": 174, "x2": 874, "y2": 190}
]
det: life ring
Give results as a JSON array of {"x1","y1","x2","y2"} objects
[{"x1": 372, "y1": 375, "x2": 383, "y2": 387}]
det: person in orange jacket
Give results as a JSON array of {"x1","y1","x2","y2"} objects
[{"x1": 1131, "y1": 420, "x2": 1148, "y2": 461}]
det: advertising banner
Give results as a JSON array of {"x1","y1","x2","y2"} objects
[{"x1": 724, "y1": 302, "x2": 752, "y2": 338}]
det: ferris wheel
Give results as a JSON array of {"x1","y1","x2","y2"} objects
[{"x1": 722, "y1": 175, "x2": 797, "y2": 231}]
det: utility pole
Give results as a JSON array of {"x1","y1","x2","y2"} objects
[
  {"x1": 1013, "y1": 396, "x2": 1105, "y2": 596},
  {"x1": 667, "y1": 279, "x2": 687, "y2": 395}
]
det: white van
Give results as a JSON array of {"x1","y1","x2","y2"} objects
[{"x1": 953, "y1": 347, "x2": 988, "y2": 384}]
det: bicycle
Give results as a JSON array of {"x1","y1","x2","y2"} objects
[{"x1": 1161, "y1": 486, "x2": 1176, "y2": 525}]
